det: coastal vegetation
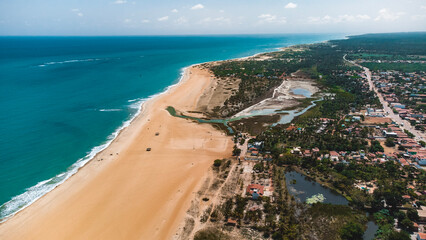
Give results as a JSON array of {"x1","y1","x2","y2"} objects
[
  {"x1": 208, "y1": 48, "x2": 318, "y2": 117},
  {"x1": 184, "y1": 32, "x2": 426, "y2": 240}
]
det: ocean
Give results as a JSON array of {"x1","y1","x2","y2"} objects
[{"x1": 0, "y1": 34, "x2": 344, "y2": 221}]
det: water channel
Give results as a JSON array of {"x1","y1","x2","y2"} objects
[{"x1": 166, "y1": 88, "x2": 322, "y2": 133}]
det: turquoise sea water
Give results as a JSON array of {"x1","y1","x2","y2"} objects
[{"x1": 0, "y1": 34, "x2": 344, "y2": 220}]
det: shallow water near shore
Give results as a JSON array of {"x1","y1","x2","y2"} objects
[{"x1": 0, "y1": 34, "x2": 344, "y2": 221}]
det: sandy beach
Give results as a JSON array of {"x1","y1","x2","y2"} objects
[{"x1": 0, "y1": 66, "x2": 233, "y2": 239}]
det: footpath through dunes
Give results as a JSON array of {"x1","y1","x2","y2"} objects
[{"x1": 0, "y1": 66, "x2": 233, "y2": 240}]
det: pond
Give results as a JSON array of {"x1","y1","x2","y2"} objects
[
  {"x1": 166, "y1": 97, "x2": 321, "y2": 134},
  {"x1": 285, "y1": 171, "x2": 348, "y2": 205},
  {"x1": 292, "y1": 88, "x2": 312, "y2": 97},
  {"x1": 285, "y1": 171, "x2": 378, "y2": 239},
  {"x1": 166, "y1": 92, "x2": 322, "y2": 135},
  {"x1": 274, "y1": 98, "x2": 321, "y2": 125},
  {"x1": 364, "y1": 219, "x2": 379, "y2": 240}
]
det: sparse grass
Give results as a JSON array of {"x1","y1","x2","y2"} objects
[{"x1": 194, "y1": 227, "x2": 230, "y2": 240}]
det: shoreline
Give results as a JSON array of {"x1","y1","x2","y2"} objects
[
  {"x1": 0, "y1": 36, "x2": 342, "y2": 238},
  {"x1": 0, "y1": 65, "x2": 190, "y2": 224},
  {"x1": 0, "y1": 46, "x2": 287, "y2": 224},
  {"x1": 0, "y1": 64, "x2": 233, "y2": 239},
  {"x1": 1, "y1": 34, "x2": 345, "y2": 223}
]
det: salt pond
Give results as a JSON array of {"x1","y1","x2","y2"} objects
[{"x1": 292, "y1": 88, "x2": 312, "y2": 97}]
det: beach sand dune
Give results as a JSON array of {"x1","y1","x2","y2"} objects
[{"x1": 0, "y1": 66, "x2": 233, "y2": 240}]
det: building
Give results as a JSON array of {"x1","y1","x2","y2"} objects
[
  {"x1": 383, "y1": 130, "x2": 398, "y2": 138},
  {"x1": 329, "y1": 151, "x2": 340, "y2": 162},
  {"x1": 246, "y1": 184, "x2": 264, "y2": 197},
  {"x1": 418, "y1": 206, "x2": 426, "y2": 223},
  {"x1": 417, "y1": 232, "x2": 426, "y2": 240},
  {"x1": 227, "y1": 218, "x2": 237, "y2": 226}
]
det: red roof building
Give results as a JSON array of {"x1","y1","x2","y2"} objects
[
  {"x1": 246, "y1": 184, "x2": 264, "y2": 196},
  {"x1": 417, "y1": 232, "x2": 426, "y2": 240}
]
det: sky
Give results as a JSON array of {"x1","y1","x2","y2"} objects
[{"x1": 0, "y1": 0, "x2": 425, "y2": 36}]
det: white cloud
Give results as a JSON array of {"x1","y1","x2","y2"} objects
[
  {"x1": 285, "y1": 2, "x2": 297, "y2": 9},
  {"x1": 308, "y1": 14, "x2": 370, "y2": 24},
  {"x1": 412, "y1": 15, "x2": 426, "y2": 21},
  {"x1": 171, "y1": 9, "x2": 178, "y2": 13},
  {"x1": 113, "y1": 0, "x2": 127, "y2": 4},
  {"x1": 158, "y1": 16, "x2": 169, "y2": 21},
  {"x1": 124, "y1": 18, "x2": 131, "y2": 23},
  {"x1": 335, "y1": 14, "x2": 370, "y2": 22},
  {"x1": 141, "y1": 19, "x2": 150, "y2": 23},
  {"x1": 421, "y1": 6, "x2": 426, "y2": 10},
  {"x1": 191, "y1": 4, "x2": 204, "y2": 10},
  {"x1": 201, "y1": 17, "x2": 230, "y2": 24},
  {"x1": 356, "y1": 14, "x2": 371, "y2": 20},
  {"x1": 71, "y1": 9, "x2": 83, "y2": 17},
  {"x1": 175, "y1": 17, "x2": 188, "y2": 24},
  {"x1": 374, "y1": 8, "x2": 404, "y2": 21},
  {"x1": 258, "y1": 14, "x2": 287, "y2": 24},
  {"x1": 219, "y1": 10, "x2": 225, "y2": 13}
]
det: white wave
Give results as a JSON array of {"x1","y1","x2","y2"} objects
[
  {"x1": 0, "y1": 49, "x2": 259, "y2": 223},
  {"x1": 38, "y1": 58, "x2": 102, "y2": 67},
  {"x1": 1, "y1": 44, "x2": 304, "y2": 222},
  {"x1": 0, "y1": 66, "x2": 189, "y2": 223},
  {"x1": 99, "y1": 109, "x2": 122, "y2": 112}
]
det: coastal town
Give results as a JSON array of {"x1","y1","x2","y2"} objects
[
  {"x1": 1, "y1": 0, "x2": 426, "y2": 240},
  {"x1": 177, "y1": 33, "x2": 426, "y2": 240}
]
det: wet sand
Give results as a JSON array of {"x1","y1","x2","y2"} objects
[{"x1": 0, "y1": 66, "x2": 233, "y2": 240}]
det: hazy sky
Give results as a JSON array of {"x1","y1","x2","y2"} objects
[{"x1": 0, "y1": 0, "x2": 425, "y2": 35}]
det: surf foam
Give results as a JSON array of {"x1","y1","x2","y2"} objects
[{"x1": 0, "y1": 66, "x2": 189, "y2": 223}]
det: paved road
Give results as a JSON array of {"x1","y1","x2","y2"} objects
[{"x1": 344, "y1": 55, "x2": 425, "y2": 142}]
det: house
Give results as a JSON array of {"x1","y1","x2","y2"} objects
[
  {"x1": 246, "y1": 184, "x2": 264, "y2": 197},
  {"x1": 227, "y1": 218, "x2": 237, "y2": 226},
  {"x1": 417, "y1": 232, "x2": 426, "y2": 240},
  {"x1": 329, "y1": 151, "x2": 340, "y2": 161},
  {"x1": 399, "y1": 158, "x2": 409, "y2": 166},
  {"x1": 418, "y1": 206, "x2": 426, "y2": 223},
  {"x1": 291, "y1": 147, "x2": 301, "y2": 154},
  {"x1": 303, "y1": 150, "x2": 312, "y2": 157},
  {"x1": 402, "y1": 195, "x2": 411, "y2": 200},
  {"x1": 413, "y1": 222, "x2": 419, "y2": 232},
  {"x1": 391, "y1": 103, "x2": 406, "y2": 109},
  {"x1": 383, "y1": 130, "x2": 398, "y2": 138},
  {"x1": 286, "y1": 125, "x2": 297, "y2": 131}
]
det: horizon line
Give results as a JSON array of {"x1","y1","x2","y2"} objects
[{"x1": 1, "y1": 31, "x2": 425, "y2": 38}]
